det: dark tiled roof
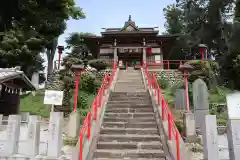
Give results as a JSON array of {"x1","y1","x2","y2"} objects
[
  {"x1": 102, "y1": 15, "x2": 158, "y2": 35},
  {"x1": 0, "y1": 68, "x2": 36, "y2": 90}
]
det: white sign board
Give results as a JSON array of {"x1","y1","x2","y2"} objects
[
  {"x1": 226, "y1": 92, "x2": 240, "y2": 119},
  {"x1": 44, "y1": 90, "x2": 64, "y2": 105}
]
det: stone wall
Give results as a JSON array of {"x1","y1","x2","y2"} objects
[{"x1": 152, "y1": 70, "x2": 183, "y2": 86}]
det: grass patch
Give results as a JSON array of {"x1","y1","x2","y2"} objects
[
  {"x1": 20, "y1": 90, "x2": 50, "y2": 118},
  {"x1": 20, "y1": 90, "x2": 97, "y2": 119}
]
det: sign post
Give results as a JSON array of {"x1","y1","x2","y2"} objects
[
  {"x1": 44, "y1": 90, "x2": 64, "y2": 111},
  {"x1": 226, "y1": 92, "x2": 240, "y2": 160}
]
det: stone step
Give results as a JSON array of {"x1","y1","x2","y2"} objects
[
  {"x1": 110, "y1": 92, "x2": 149, "y2": 97},
  {"x1": 108, "y1": 97, "x2": 150, "y2": 101},
  {"x1": 93, "y1": 149, "x2": 165, "y2": 158},
  {"x1": 97, "y1": 141, "x2": 163, "y2": 150},
  {"x1": 115, "y1": 82, "x2": 144, "y2": 85},
  {"x1": 114, "y1": 85, "x2": 144, "y2": 88},
  {"x1": 100, "y1": 128, "x2": 158, "y2": 135},
  {"x1": 102, "y1": 122, "x2": 157, "y2": 128},
  {"x1": 106, "y1": 104, "x2": 152, "y2": 109},
  {"x1": 108, "y1": 99, "x2": 151, "y2": 103},
  {"x1": 94, "y1": 158, "x2": 165, "y2": 160},
  {"x1": 103, "y1": 117, "x2": 156, "y2": 123},
  {"x1": 107, "y1": 101, "x2": 151, "y2": 105},
  {"x1": 114, "y1": 89, "x2": 146, "y2": 92},
  {"x1": 104, "y1": 113, "x2": 154, "y2": 118},
  {"x1": 98, "y1": 134, "x2": 161, "y2": 142},
  {"x1": 105, "y1": 108, "x2": 153, "y2": 113}
]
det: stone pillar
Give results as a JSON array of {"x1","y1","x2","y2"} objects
[
  {"x1": 184, "y1": 112, "x2": 196, "y2": 138},
  {"x1": 26, "y1": 115, "x2": 41, "y2": 156},
  {"x1": 193, "y1": 79, "x2": 209, "y2": 133},
  {"x1": 0, "y1": 115, "x2": 21, "y2": 156},
  {"x1": 114, "y1": 47, "x2": 117, "y2": 62},
  {"x1": 0, "y1": 114, "x2": 2, "y2": 129},
  {"x1": 202, "y1": 115, "x2": 219, "y2": 160},
  {"x1": 227, "y1": 119, "x2": 240, "y2": 160},
  {"x1": 47, "y1": 112, "x2": 64, "y2": 158},
  {"x1": 68, "y1": 111, "x2": 80, "y2": 138},
  {"x1": 143, "y1": 48, "x2": 146, "y2": 63},
  {"x1": 142, "y1": 38, "x2": 146, "y2": 63},
  {"x1": 31, "y1": 72, "x2": 39, "y2": 89},
  {"x1": 113, "y1": 39, "x2": 118, "y2": 62},
  {"x1": 20, "y1": 112, "x2": 30, "y2": 123}
]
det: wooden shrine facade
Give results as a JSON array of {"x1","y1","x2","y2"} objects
[
  {"x1": 0, "y1": 68, "x2": 36, "y2": 115},
  {"x1": 82, "y1": 15, "x2": 179, "y2": 68}
]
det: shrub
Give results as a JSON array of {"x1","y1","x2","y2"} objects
[
  {"x1": 88, "y1": 59, "x2": 108, "y2": 71},
  {"x1": 80, "y1": 72, "x2": 99, "y2": 94},
  {"x1": 175, "y1": 120, "x2": 184, "y2": 134},
  {"x1": 185, "y1": 60, "x2": 219, "y2": 88},
  {"x1": 157, "y1": 78, "x2": 169, "y2": 89},
  {"x1": 77, "y1": 91, "x2": 89, "y2": 110}
]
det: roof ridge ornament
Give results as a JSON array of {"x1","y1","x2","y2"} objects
[{"x1": 128, "y1": 15, "x2": 132, "y2": 21}]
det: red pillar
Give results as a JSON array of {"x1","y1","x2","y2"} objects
[
  {"x1": 58, "y1": 51, "x2": 62, "y2": 69},
  {"x1": 57, "y1": 46, "x2": 64, "y2": 69},
  {"x1": 184, "y1": 71, "x2": 190, "y2": 112},
  {"x1": 73, "y1": 72, "x2": 81, "y2": 112}
]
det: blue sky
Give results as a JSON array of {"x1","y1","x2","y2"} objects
[{"x1": 43, "y1": 0, "x2": 175, "y2": 67}]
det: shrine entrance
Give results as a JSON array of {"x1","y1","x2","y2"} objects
[{"x1": 118, "y1": 52, "x2": 142, "y2": 68}]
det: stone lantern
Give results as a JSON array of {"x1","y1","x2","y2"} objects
[
  {"x1": 198, "y1": 44, "x2": 207, "y2": 60},
  {"x1": 178, "y1": 64, "x2": 194, "y2": 112},
  {"x1": 71, "y1": 64, "x2": 85, "y2": 112}
]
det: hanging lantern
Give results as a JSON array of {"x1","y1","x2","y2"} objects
[
  {"x1": 198, "y1": 44, "x2": 207, "y2": 60},
  {"x1": 146, "y1": 47, "x2": 152, "y2": 55}
]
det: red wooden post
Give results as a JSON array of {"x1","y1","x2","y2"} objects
[
  {"x1": 79, "y1": 135, "x2": 83, "y2": 160},
  {"x1": 87, "y1": 113, "x2": 91, "y2": 140},
  {"x1": 57, "y1": 46, "x2": 64, "y2": 69},
  {"x1": 94, "y1": 100, "x2": 97, "y2": 120},
  {"x1": 161, "y1": 99, "x2": 165, "y2": 120},
  {"x1": 167, "y1": 61, "x2": 170, "y2": 70},
  {"x1": 168, "y1": 113, "x2": 172, "y2": 140},
  {"x1": 176, "y1": 132, "x2": 180, "y2": 160},
  {"x1": 73, "y1": 72, "x2": 81, "y2": 112},
  {"x1": 184, "y1": 72, "x2": 190, "y2": 112}
]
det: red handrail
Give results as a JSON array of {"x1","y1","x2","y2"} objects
[
  {"x1": 143, "y1": 62, "x2": 181, "y2": 160},
  {"x1": 79, "y1": 61, "x2": 118, "y2": 160},
  {"x1": 145, "y1": 60, "x2": 188, "y2": 70}
]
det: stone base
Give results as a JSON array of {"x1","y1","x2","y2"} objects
[
  {"x1": 67, "y1": 112, "x2": 80, "y2": 138},
  {"x1": 184, "y1": 111, "x2": 196, "y2": 138}
]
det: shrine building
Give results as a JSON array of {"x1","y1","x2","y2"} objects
[{"x1": 83, "y1": 15, "x2": 180, "y2": 69}]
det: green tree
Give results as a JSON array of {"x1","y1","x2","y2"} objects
[{"x1": 0, "y1": 0, "x2": 86, "y2": 84}]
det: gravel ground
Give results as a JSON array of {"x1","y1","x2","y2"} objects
[{"x1": 186, "y1": 134, "x2": 230, "y2": 160}]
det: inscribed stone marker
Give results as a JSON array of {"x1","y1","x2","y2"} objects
[
  {"x1": 226, "y1": 92, "x2": 240, "y2": 160},
  {"x1": 47, "y1": 112, "x2": 64, "y2": 158},
  {"x1": 174, "y1": 89, "x2": 186, "y2": 110},
  {"x1": 192, "y1": 79, "x2": 209, "y2": 131},
  {"x1": 202, "y1": 115, "x2": 219, "y2": 160}
]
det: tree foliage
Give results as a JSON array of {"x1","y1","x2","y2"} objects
[
  {"x1": 164, "y1": 0, "x2": 240, "y2": 89},
  {"x1": 0, "y1": 0, "x2": 85, "y2": 84}
]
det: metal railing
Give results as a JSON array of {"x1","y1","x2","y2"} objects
[
  {"x1": 143, "y1": 62, "x2": 181, "y2": 160},
  {"x1": 146, "y1": 60, "x2": 188, "y2": 70},
  {"x1": 78, "y1": 62, "x2": 117, "y2": 160}
]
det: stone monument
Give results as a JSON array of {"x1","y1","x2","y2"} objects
[
  {"x1": 193, "y1": 78, "x2": 209, "y2": 133},
  {"x1": 226, "y1": 92, "x2": 240, "y2": 160}
]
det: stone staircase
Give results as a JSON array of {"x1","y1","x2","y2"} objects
[
  {"x1": 91, "y1": 68, "x2": 167, "y2": 159},
  {"x1": 114, "y1": 68, "x2": 145, "y2": 92}
]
